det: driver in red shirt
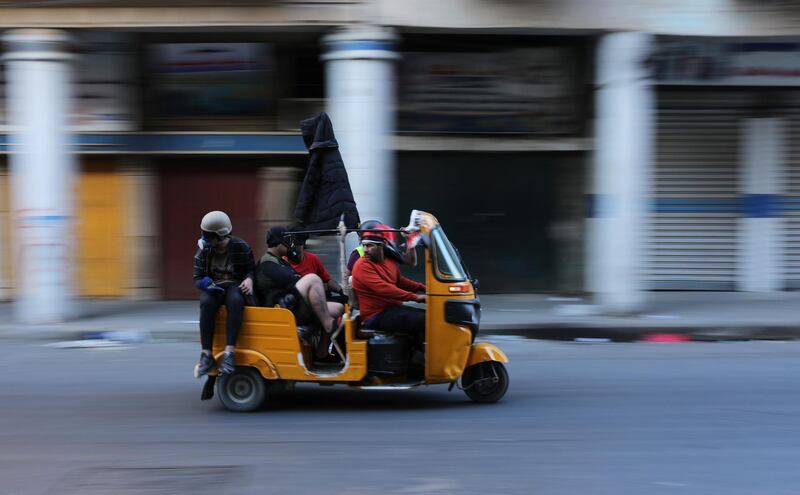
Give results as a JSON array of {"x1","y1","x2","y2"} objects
[{"x1": 351, "y1": 228, "x2": 426, "y2": 346}]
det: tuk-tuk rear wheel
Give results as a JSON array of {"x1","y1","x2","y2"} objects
[
  {"x1": 462, "y1": 361, "x2": 509, "y2": 403},
  {"x1": 217, "y1": 367, "x2": 267, "y2": 412}
]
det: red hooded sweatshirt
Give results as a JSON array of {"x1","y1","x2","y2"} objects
[{"x1": 352, "y1": 257, "x2": 425, "y2": 321}]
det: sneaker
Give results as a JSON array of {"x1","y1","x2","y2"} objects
[
  {"x1": 219, "y1": 352, "x2": 236, "y2": 375},
  {"x1": 193, "y1": 353, "x2": 216, "y2": 379}
]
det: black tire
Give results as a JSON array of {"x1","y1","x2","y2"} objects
[
  {"x1": 462, "y1": 361, "x2": 509, "y2": 403},
  {"x1": 216, "y1": 367, "x2": 267, "y2": 412}
]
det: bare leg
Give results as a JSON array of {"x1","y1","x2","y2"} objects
[
  {"x1": 294, "y1": 274, "x2": 334, "y2": 330},
  {"x1": 327, "y1": 302, "x2": 344, "y2": 319}
]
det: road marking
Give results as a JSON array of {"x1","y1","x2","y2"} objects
[{"x1": 651, "y1": 481, "x2": 688, "y2": 487}]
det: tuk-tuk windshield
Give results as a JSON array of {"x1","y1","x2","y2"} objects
[{"x1": 431, "y1": 227, "x2": 467, "y2": 282}]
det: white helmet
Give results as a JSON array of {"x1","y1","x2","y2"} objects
[{"x1": 200, "y1": 211, "x2": 232, "y2": 236}]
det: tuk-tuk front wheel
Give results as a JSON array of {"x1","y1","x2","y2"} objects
[
  {"x1": 462, "y1": 361, "x2": 509, "y2": 403},
  {"x1": 217, "y1": 367, "x2": 267, "y2": 412}
]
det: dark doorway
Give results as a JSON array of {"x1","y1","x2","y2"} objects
[
  {"x1": 160, "y1": 160, "x2": 260, "y2": 299},
  {"x1": 397, "y1": 152, "x2": 557, "y2": 293}
]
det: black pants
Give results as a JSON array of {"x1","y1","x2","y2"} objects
[
  {"x1": 199, "y1": 285, "x2": 245, "y2": 349},
  {"x1": 367, "y1": 306, "x2": 425, "y2": 347}
]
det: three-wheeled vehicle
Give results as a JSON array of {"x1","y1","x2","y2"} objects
[{"x1": 201, "y1": 211, "x2": 509, "y2": 412}]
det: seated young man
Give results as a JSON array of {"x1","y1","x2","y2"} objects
[
  {"x1": 284, "y1": 233, "x2": 346, "y2": 303},
  {"x1": 256, "y1": 226, "x2": 344, "y2": 358},
  {"x1": 351, "y1": 230, "x2": 426, "y2": 347}
]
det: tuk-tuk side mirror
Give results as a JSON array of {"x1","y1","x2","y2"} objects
[{"x1": 472, "y1": 278, "x2": 480, "y2": 290}]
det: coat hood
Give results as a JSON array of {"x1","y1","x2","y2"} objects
[{"x1": 300, "y1": 112, "x2": 339, "y2": 151}]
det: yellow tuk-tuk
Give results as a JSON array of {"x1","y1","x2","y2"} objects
[{"x1": 202, "y1": 211, "x2": 509, "y2": 412}]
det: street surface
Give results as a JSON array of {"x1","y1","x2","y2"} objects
[{"x1": 1, "y1": 338, "x2": 799, "y2": 494}]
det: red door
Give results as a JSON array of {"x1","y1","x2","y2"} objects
[{"x1": 160, "y1": 162, "x2": 260, "y2": 299}]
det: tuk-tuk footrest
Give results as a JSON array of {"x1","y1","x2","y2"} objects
[{"x1": 357, "y1": 328, "x2": 383, "y2": 339}]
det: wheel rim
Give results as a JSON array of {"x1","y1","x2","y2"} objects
[
  {"x1": 226, "y1": 374, "x2": 256, "y2": 404},
  {"x1": 470, "y1": 363, "x2": 501, "y2": 396}
]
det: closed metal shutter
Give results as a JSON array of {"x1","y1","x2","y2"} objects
[
  {"x1": 646, "y1": 90, "x2": 751, "y2": 290},
  {"x1": 778, "y1": 92, "x2": 800, "y2": 288}
]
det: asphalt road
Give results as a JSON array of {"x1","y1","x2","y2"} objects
[{"x1": 1, "y1": 337, "x2": 799, "y2": 495}]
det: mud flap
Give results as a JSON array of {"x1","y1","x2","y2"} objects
[{"x1": 200, "y1": 375, "x2": 217, "y2": 401}]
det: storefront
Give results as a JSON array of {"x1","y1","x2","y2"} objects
[
  {"x1": 648, "y1": 40, "x2": 800, "y2": 290},
  {"x1": 395, "y1": 36, "x2": 590, "y2": 293}
]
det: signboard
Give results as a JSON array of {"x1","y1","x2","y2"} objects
[
  {"x1": 653, "y1": 41, "x2": 800, "y2": 86},
  {"x1": 149, "y1": 42, "x2": 273, "y2": 119},
  {"x1": 72, "y1": 32, "x2": 139, "y2": 132},
  {"x1": 0, "y1": 32, "x2": 138, "y2": 132},
  {"x1": 399, "y1": 47, "x2": 580, "y2": 134}
]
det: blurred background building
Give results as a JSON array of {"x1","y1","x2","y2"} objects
[{"x1": 0, "y1": 0, "x2": 799, "y2": 321}]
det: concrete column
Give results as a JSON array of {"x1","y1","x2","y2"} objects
[
  {"x1": 322, "y1": 26, "x2": 399, "y2": 225},
  {"x1": 587, "y1": 32, "x2": 654, "y2": 314},
  {"x1": 738, "y1": 118, "x2": 784, "y2": 292},
  {"x1": 3, "y1": 29, "x2": 77, "y2": 322}
]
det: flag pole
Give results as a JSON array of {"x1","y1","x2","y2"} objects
[{"x1": 337, "y1": 215, "x2": 350, "y2": 307}]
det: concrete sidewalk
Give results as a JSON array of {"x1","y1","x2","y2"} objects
[{"x1": 1, "y1": 292, "x2": 799, "y2": 342}]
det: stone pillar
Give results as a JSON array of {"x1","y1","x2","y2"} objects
[
  {"x1": 322, "y1": 26, "x2": 399, "y2": 225},
  {"x1": 587, "y1": 32, "x2": 654, "y2": 314},
  {"x1": 738, "y1": 118, "x2": 784, "y2": 292},
  {"x1": 3, "y1": 29, "x2": 77, "y2": 322}
]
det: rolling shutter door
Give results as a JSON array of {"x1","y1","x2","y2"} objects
[
  {"x1": 779, "y1": 93, "x2": 800, "y2": 288},
  {"x1": 646, "y1": 91, "x2": 750, "y2": 290}
]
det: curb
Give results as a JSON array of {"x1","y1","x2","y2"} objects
[
  {"x1": 479, "y1": 324, "x2": 800, "y2": 342},
  {"x1": 4, "y1": 323, "x2": 800, "y2": 344}
]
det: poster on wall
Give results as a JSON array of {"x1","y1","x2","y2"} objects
[
  {"x1": 399, "y1": 47, "x2": 581, "y2": 134},
  {"x1": 653, "y1": 40, "x2": 800, "y2": 86},
  {"x1": 149, "y1": 43, "x2": 274, "y2": 119}
]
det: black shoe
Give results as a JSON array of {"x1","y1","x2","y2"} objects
[
  {"x1": 194, "y1": 353, "x2": 216, "y2": 379},
  {"x1": 219, "y1": 352, "x2": 236, "y2": 375}
]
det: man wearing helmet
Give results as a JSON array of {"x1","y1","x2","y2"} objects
[
  {"x1": 193, "y1": 211, "x2": 256, "y2": 378},
  {"x1": 346, "y1": 220, "x2": 417, "y2": 276},
  {"x1": 351, "y1": 230, "x2": 426, "y2": 347}
]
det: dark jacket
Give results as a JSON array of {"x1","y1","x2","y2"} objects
[
  {"x1": 193, "y1": 236, "x2": 255, "y2": 285},
  {"x1": 255, "y1": 252, "x2": 301, "y2": 307},
  {"x1": 293, "y1": 112, "x2": 360, "y2": 230}
]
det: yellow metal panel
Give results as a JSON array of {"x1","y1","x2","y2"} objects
[
  {"x1": 76, "y1": 167, "x2": 126, "y2": 297},
  {"x1": 466, "y1": 343, "x2": 509, "y2": 368},
  {"x1": 0, "y1": 170, "x2": 11, "y2": 297},
  {"x1": 424, "y1": 249, "x2": 475, "y2": 383},
  {"x1": 213, "y1": 306, "x2": 367, "y2": 382}
]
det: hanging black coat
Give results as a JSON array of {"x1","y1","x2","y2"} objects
[{"x1": 293, "y1": 112, "x2": 360, "y2": 230}]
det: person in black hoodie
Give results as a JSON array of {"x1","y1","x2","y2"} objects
[
  {"x1": 192, "y1": 210, "x2": 255, "y2": 378},
  {"x1": 294, "y1": 112, "x2": 360, "y2": 231}
]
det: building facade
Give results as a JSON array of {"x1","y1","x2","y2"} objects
[{"x1": 1, "y1": 0, "x2": 799, "y2": 320}]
